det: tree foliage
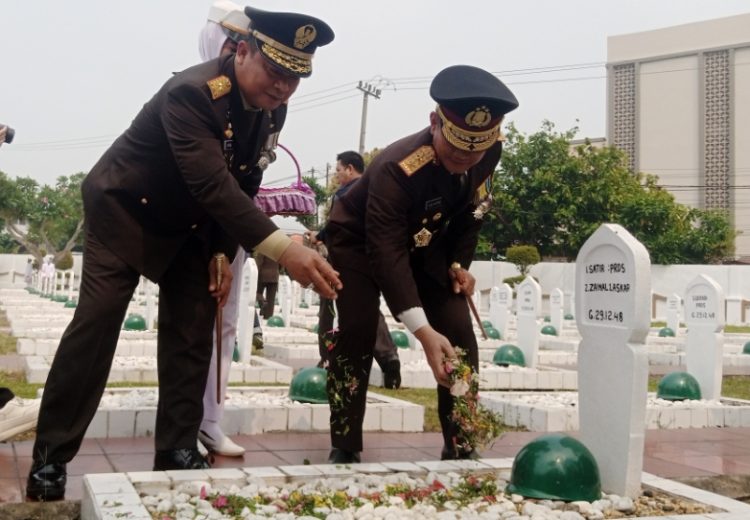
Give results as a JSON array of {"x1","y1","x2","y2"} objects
[
  {"x1": 297, "y1": 174, "x2": 327, "y2": 230},
  {"x1": 0, "y1": 171, "x2": 86, "y2": 266},
  {"x1": 477, "y1": 122, "x2": 735, "y2": 264},
  {"x1": 505, "y1": 245, "x2": 540, "y2": 276}
]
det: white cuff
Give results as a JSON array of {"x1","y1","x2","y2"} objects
[{"x1": 397, "y1": 307, "x2": 428, "y2": 333}]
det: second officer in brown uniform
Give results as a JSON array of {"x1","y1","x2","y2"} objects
[
  {"x1": 27, "y1": 7, "x2": 339, "y2": 501},
  {"x1": 324, "y1": 65, "x2": 518, "y2": 463}
]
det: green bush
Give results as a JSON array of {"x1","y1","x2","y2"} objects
[
  {"x1": 55, "y1": 251, "x2": 74, "y2": 271},
  {"x1": 502, "y1": 275, "x2": 525, "y2": 288},
  {"x1": 506, "y1": 245, "x2": 540, "y2": 277}
]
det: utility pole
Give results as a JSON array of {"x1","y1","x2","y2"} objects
[{"x1": 357, "y1": 81, "x2": 381, "y2": 154}]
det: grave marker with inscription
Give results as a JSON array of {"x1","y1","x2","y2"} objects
[
  {"x1": 279, "y1": 275, "x2": 292, "y2": 329},
  {"x1": 236, "y1": 257, "x2": 259, "y2": 362},
  {"x1": 516, "y1": 276, "x2": 541, "y2": 368},
  {"x1": 489, "y1": 283, "x2": 513, "y2": 336},
  {"x1": 575, "y1": 223, "x2": 650, "y2": 498},
  {"x1": 684, "y1": 274, "x2": 725, "y2": 400},
  {"x1": 666, "y1": 293, "x2": 681, "y2": 334}
]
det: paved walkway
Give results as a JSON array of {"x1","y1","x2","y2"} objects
[{"x1": 2, "y1": 427, "x2": 750, "y2": 504}]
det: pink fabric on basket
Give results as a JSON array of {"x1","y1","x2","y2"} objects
[
  {"x1": 254, "y1": 143, "x2": 317, "y2": 216},
  {"x1": 255, "y1": 181, "x2": 316, "y2": 216}
]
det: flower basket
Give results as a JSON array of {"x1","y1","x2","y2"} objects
[{"x1": 255, "y1": 143, "x2": 316, "y2": 216}]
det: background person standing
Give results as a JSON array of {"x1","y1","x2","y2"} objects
[{"x1": 310, "y1": 151, "x2": 401, "y2": 389}]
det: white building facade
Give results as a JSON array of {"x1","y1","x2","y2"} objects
[{"x1": 607, "y1": 13, "x2": 750, "y2": 258}]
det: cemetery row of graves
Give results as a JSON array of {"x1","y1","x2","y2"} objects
[{"x1": 3, "y1": 224, "x2": 750, "y2": 518}]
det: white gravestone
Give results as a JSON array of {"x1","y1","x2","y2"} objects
[
  {"x1": 576, "y1": 223, "x2": 650, "y2": 498},
  {"x1": 67, "y1": 270, "x2": 76, "y2": 301},
  {"x1": 279, "y1": 275, "x2": 292, "y2": 327},
  {"x1": 489, "y1": 284, "x2": 512, "y2": 336},
  {"x1": 666, "y1": 293, "x2": 681, "y2": 334},
  {"x1": 516, "y1": 277, "x2": 541, "y2": 368},
  {"x1": 236, "y1": 257, "x2": 259, "y2": 363},
  {"x1": 684, "y1": 275, "x2": 725, "y2": 400},
  {"x1": 725, "y1": 268, "x2": 743, "y2": 325},
  {"x1": 145, "y1": 280, "x2": 155, "y2": 331},
  {"x1": 550, "y1": 288, "x2": 564, "y2": 334}
]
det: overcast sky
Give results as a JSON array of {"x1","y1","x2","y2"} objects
[{"x1": 1, "y1": 1, "x2": 749, "y2": 188}]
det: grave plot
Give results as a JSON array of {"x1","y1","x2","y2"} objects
[
  {"x1": 480, "y1": 390, "x2": 750, "y2": 431},
  {"x1": 369, "y1": 359, "x2": 578, "y2": 390},
  {"x1": 81, "y1": 460, "x2": 750, "y2": 520},
  {"x1": 26, "y1": 355, "x2": 292, "y2": 385},
  {"x1": 76, "y1": 387, "x2": 423, "y2": 439}
]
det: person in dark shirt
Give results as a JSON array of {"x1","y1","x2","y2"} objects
[{"x1": 310, "y1": 151, "x2": 401, "y2": 389}]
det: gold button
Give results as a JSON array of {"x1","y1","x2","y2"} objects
[
  {"x1": 191, "y1": 224, "x2": 198, "y2": 229},
  {"x1": 140, "y1": 197, "x2": 148, "y2": 205},
  {"x1": 240, "y1": 164, "x2": 247, "y2": 171},
  {"x1": 421, "y1": 218, "x2": 428, "y2": 224}
]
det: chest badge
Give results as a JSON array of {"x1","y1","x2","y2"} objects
[{"x1": 413, "y1": 227, "x2": 432, "y2": 248}]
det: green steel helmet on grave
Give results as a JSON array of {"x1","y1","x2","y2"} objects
[
  {"x1": 288, "y1": 366, "x2": 329, "y2": 404},
  {"x1": 484, "y1": 326, "x2": 502, "y2": 340},
  {"x1": 390, "y1": 330, "x2": 410, "y2": 348},
  {"x1": 540, "y1": 325, "x2": 557, "y2": 336},
  {"x1": 657, "y1": 371, "x2": 702, "y2": 401},
  {"x1": 123, "y1": 313, "x2": 147, "y2": 331},
  {"x1": 267, "y1": 315, "x2": 285, "y2": 327},
  {"x1": 481, "y1": 320, "x2": 493, "y2": 328},
  {"x1": 493, "y1": 344, "x2": 525, "y2": 367},
  {"x1": 743, "y1": 341, "x2": 750, "y2": 355},
  {"x1": 658, "y1": 327, "x2": 675, "y2": 337},
  {"x1": 507, "y1": 433, "x2": 601, "y2": 502}
]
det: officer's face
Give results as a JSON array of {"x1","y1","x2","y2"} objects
[
  {"x1": 235, "y1": 41, "x2": 300, "y2": 110},
  {"x1": 429, "y1": 112, "x2": 486, "y2": 174}
]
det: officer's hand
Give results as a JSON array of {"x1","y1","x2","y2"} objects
[
  {"x1": 449, "y1": 265, "x2": 475, "y2": 295},
  {"x1": 278, "y1": 241, "x2": 342, "y2": 299},
  {"x1": 414, "y1": 325, "x2": 455, "y2": 388},
  {"x1": 208, "y1": 253, "x2": 233, "y2": 307}
]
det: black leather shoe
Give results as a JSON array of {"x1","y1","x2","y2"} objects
[
  {"x1": 26, "y1": 461, "x2": 66, "y2": 501},
  {"x1": 153, "y1": 448, "x2": 210, "y2": 471},
  {"x1": 440, "y1": 445, "x2": 479, "y2": 461},
  {"x1": 328, "y1": 448, "x2": 361, "y2": 464},
  {"x1": 383, "y1": 360, "x2": 401, "y2": 389}
]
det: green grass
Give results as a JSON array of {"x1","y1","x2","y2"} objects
[
  {"x1": 0, "y1": 311, "x2": 17, "y2": 355},
  {"x1": 651, "y1": 320, "x2": 750, "y2": 334}
]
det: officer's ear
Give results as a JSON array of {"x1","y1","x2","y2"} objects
[{"x1": 429, "y1": 111, "x2": 440, "y2": 135}]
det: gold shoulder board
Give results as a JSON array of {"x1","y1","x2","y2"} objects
[
  {"x1": 207, "y1": 75, "x2": 231, "y2": 100},
  {"x1": 398, "y1": 145, "x2": 435, "y2": 176}
]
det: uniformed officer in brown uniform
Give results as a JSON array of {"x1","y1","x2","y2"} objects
[
  {"x1": 324, "y1": 65, "x2": 518, "y2": 463},
  {"x1": 27, "y1": 7, "x2": 339, "y2": 501}
]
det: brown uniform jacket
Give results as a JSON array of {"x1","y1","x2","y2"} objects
[
  {"x1": 82, "y1": 54, "x2": 283, "y2": 281},
  {"x1": 328, "y1": 127, "x2": 502, "y2": 317}
]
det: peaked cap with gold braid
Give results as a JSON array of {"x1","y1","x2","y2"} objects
[
  {"x1": 244, "y1": 6, "x2": 334, "y2": 78},
  {"x1": 430, "y1": 65, "x2": 519, "y2": 152}
]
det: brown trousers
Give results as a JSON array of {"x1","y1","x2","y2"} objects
[
  {"x1": 32, "y1": 228, "x2": 216, "y2": 464},
  {"x1": 326, "y1": 249, "x2": 478, "y2": 453}
]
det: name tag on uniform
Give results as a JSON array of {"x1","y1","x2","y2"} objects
[{"x1": 425, "y1": 197, "x2": 442, "y2": 211}]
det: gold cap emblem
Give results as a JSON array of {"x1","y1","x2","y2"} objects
[
  {"x1": 465, "y1": 106, "x2": 491, "y2": 128},
  {"x1": 413, "y1": 227, "x2": 433, "y2": 248},
  {"x1": 294, "y1": 24, "x2": 317, "y2": 49}
]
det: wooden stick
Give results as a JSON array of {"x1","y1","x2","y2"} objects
[
  {"x1": 467, "y1": 294, "x2": 488, "y2": 340},
  {"x1": 215, "y1": 254, "x2": 224, "y2": 404}
]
